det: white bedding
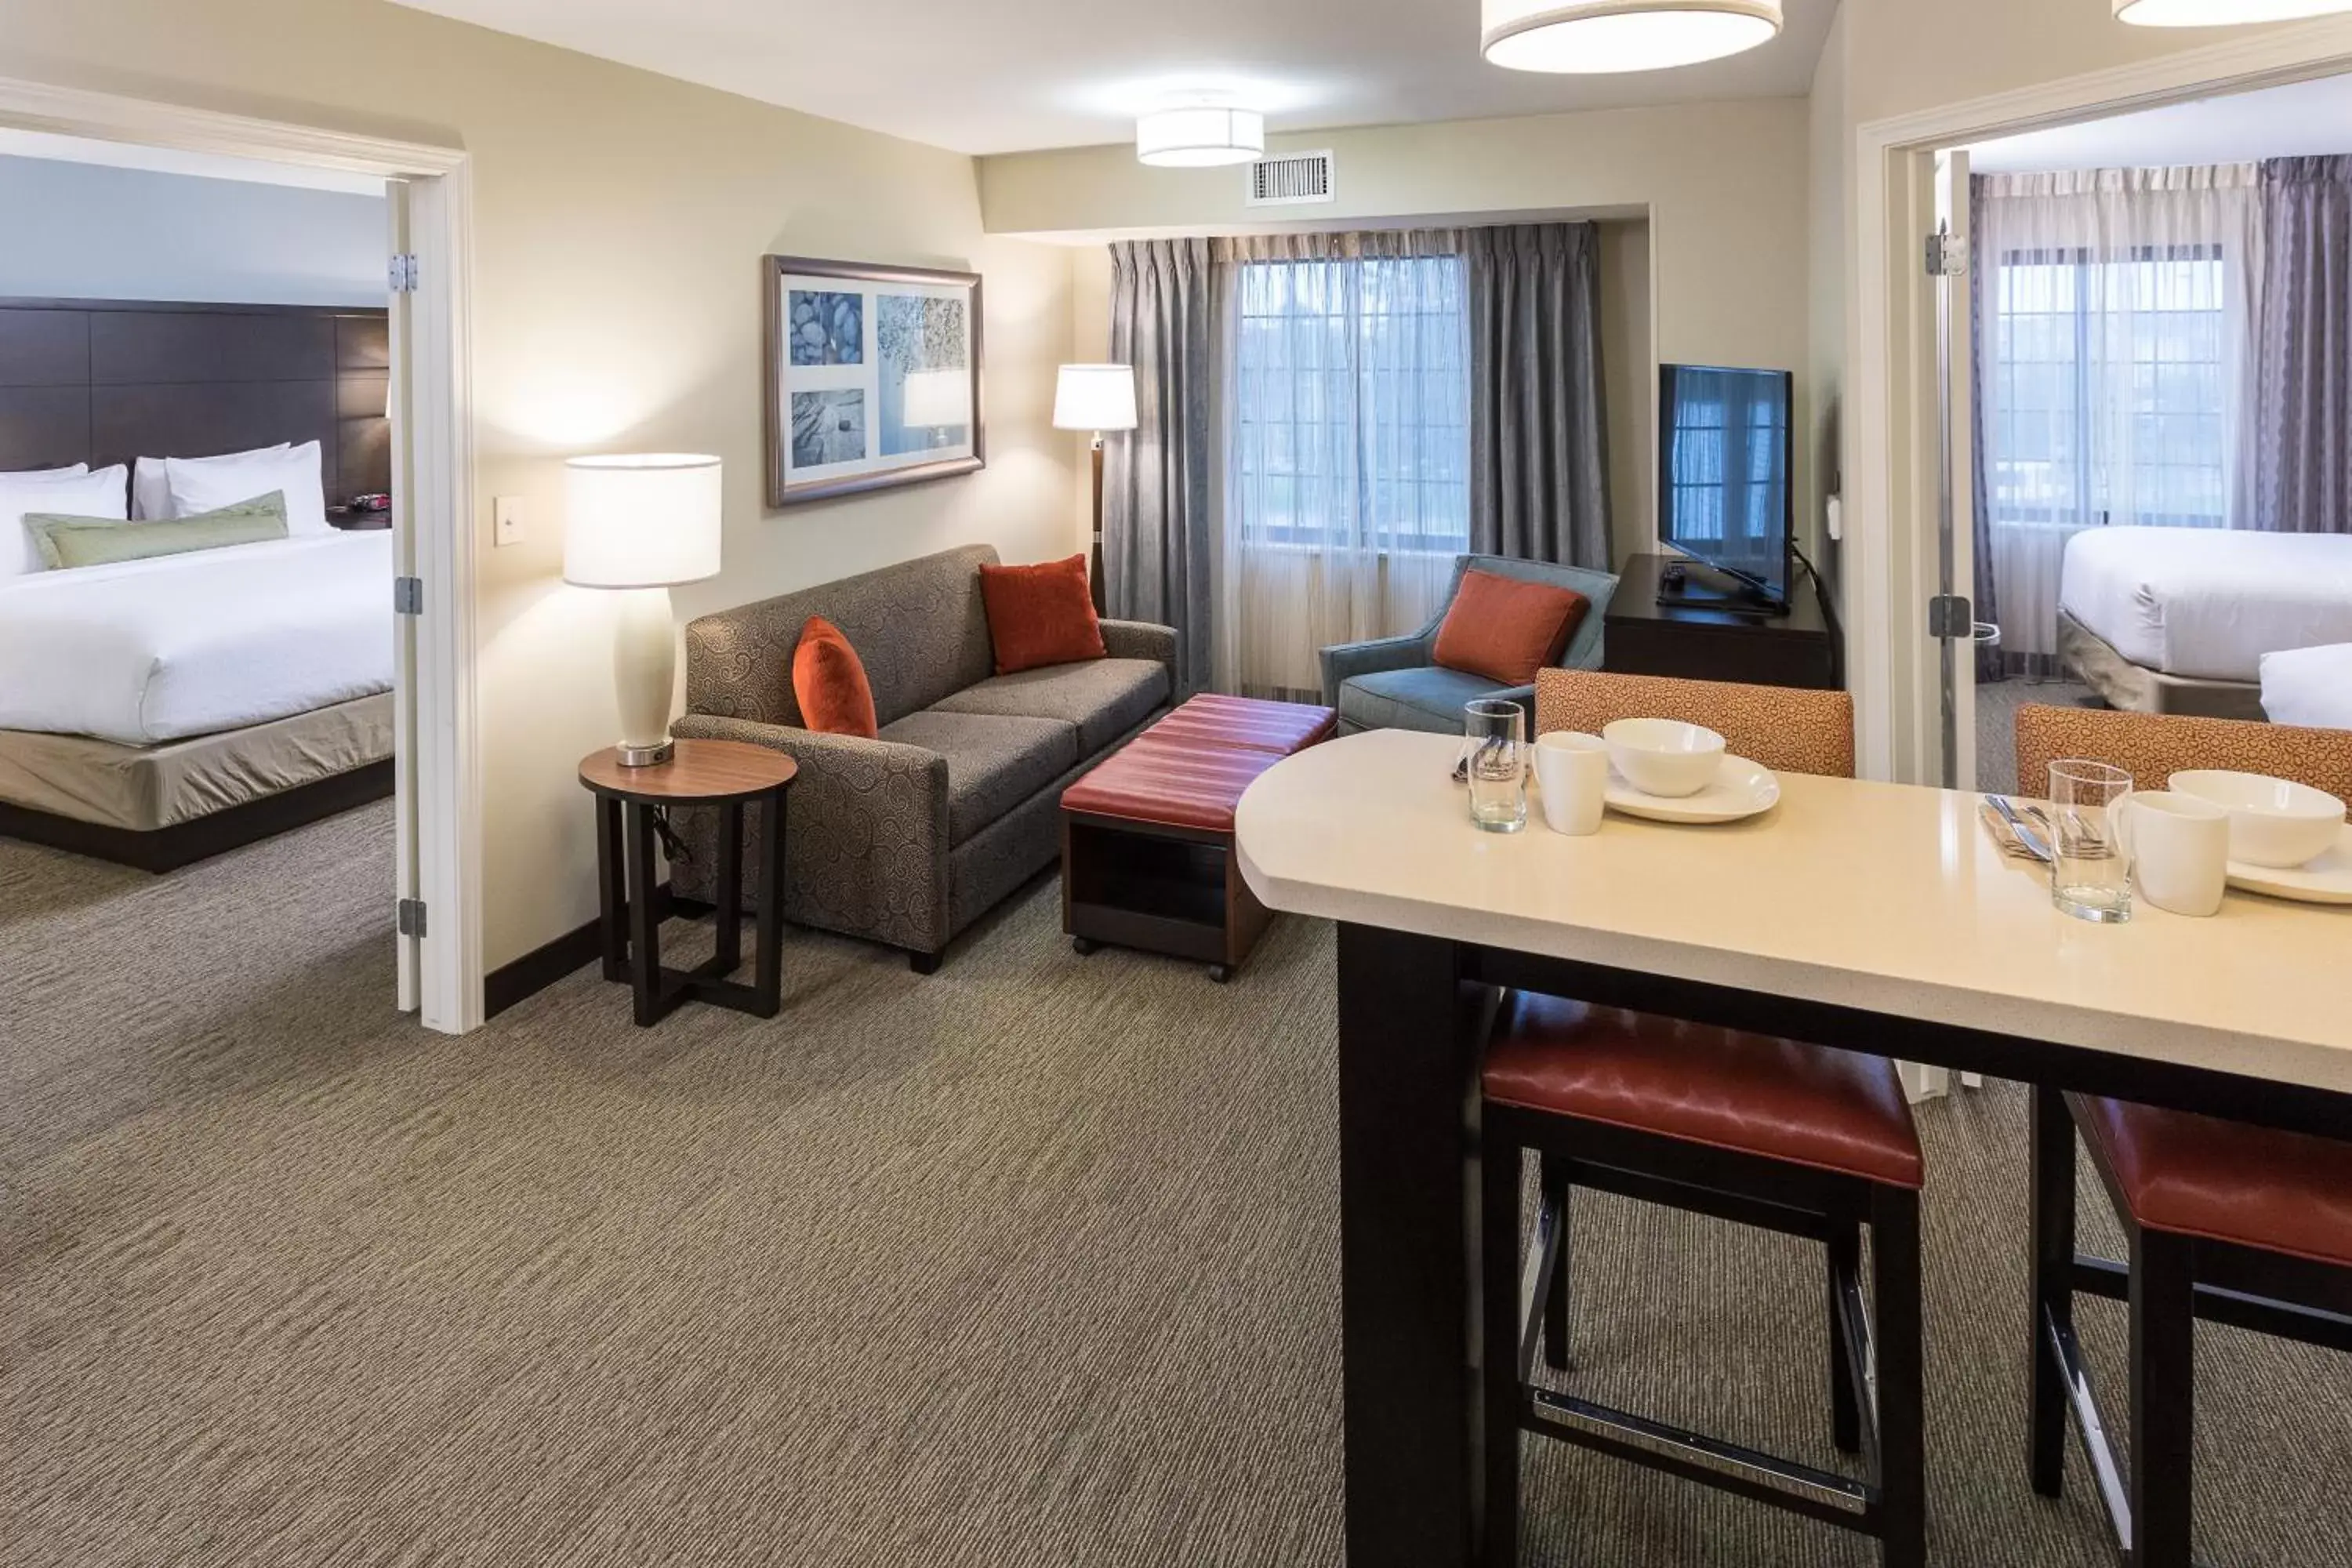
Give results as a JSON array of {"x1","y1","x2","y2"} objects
[
  {"x1": 2262, "y1": 644, "x2": 2352, "y2": 731},
  {"x1": 2059, "y1": 528, "x2": 2352, "y2": 683},
  {"x1": 0, "y1": 532, "x2": 393, "y2": 746}
]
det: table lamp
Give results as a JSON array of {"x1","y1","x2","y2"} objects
[
  {"x1": 564, "y1": 453, "x2": 723, "y2": 767},
  {"x1": 1053, "y1": 364, "x2": 1137, "y2": 612}
]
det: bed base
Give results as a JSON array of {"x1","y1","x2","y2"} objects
[
  {"x1": 2056, "y1": 611, "x2": 2268, "y2": 723},
  {"x1": 0, "y1": 759, "x2": 394, "y2": 873}
]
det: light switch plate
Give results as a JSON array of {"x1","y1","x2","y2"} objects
[{"x1": 492, "y1": 495, "x2": 521, "y2": 547}]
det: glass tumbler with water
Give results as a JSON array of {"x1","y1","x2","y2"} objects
[
  {"x1": 1464, "y1": 699, "x2": 1528, "y2": 833},
  {"x1": 2049, "y1": 760, "x2": 2132, "y2": 924}
]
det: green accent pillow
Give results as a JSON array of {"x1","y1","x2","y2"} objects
[{"x1": 27, "y1": 491, "x2": 289, "y2": 570}]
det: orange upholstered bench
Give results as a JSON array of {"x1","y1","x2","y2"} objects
[{"x1": 1061, "y1": 694, "x2": 1336, "y2": 981}]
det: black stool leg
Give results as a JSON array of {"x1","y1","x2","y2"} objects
[
  {"x1": 1871, "y1": 1187, "x2": 1926, "y2": 1568},
  {"x1": 2028, "y1": 1083, "x2": 2076, "y2": 1499},
  {"x1": 1481, "y1": 1127, "x2": 1524, "y2": 1568},
  {"x1": 1540, "y1": 1153, "x2": 1573, "y2": 1372},
  {"x1": 2129, "y1": 1227, "x2": 2196, "y2": 1568},
  {"x1": 1828, "y1": 1218, "x2": 1863, "y2": 1456}
]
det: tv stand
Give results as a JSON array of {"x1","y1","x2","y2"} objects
[{"x1": 1606, "y1": 553, "x2": 1839, "y2": 691}]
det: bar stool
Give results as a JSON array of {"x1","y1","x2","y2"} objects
[
  {"x1": 1485, "y1": 672, "x2": 1926, "y2": 1568},
  {"x1": 2013, "y1": 704, "x2": 2352, "y2": 1568}
]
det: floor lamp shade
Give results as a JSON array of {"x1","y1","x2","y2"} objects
[
  {"x1": 564, "y1": 453, "x2": 723, "y2": 766},
  {"x1": 1054, "y1": 365, "x2": 1138, "y2": 433}
]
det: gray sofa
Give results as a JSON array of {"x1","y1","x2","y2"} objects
[
  {"x1": 1318, "y1": 554, "x2": 1619, "y2": 735},
  {"x1": 670, "y1": 545, "x2": 1177, "y2": 970}
]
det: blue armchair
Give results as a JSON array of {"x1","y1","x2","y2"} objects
[{"x1": 1318, "y1": 554, "x2": 1620, "y2": 735}]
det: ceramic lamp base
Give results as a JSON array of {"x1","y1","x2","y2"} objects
[{"x1": 611, "y1": 585, "x2": 678, "y2": 768}]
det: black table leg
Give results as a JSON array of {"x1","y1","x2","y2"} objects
[
  {"x1": 1335, "y1": 922, "x2": 1482, "y2": 1568},
  {"x1": 597, "y1": 796, "x2": 627, "y2": 982},
  {"x1": 713, "y1": 800, "x2": 742, "y2": 977},
  {"x1": 625, "y1": 800, "x2": 664, "y2": 1026},
  {"x1": 751, "y1": 786, "x2": 787, "y2": 1018}
]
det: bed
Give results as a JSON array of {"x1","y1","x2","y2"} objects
[
  {"x1": 2056, "y1": 528, "x2": 2352, "y2": 721},
  {"x1": 0, "y1": 296, "x2": 395, "y2": 870}
]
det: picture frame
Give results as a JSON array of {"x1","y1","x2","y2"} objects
[{"x1": 763, "y1": 256, "x2": 985, "y2": 507}]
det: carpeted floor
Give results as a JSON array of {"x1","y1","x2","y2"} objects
[
  {"x1": 1976, "y1": 676, "x2": 2102, "y2": 793},
  {"x1": 5, "y1": 803, "x2": 2348, "y2": 1566}
]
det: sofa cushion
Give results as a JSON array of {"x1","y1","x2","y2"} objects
[
  {"x1": 878, "y1": 710, "x2": 1080, "y2": 847},
  {"x1": 790, "y1": 616, "x2": 878, "y2": 739},
  {"x1": 978, "y1": 554, "x2": 1106, "y2": 675},
  {"x1": 1340, "y1": 665, "x2": 1517, "y2": 735},
  {"x1": 930, "y1": 658, "x2": 1169, "y2": 754}
]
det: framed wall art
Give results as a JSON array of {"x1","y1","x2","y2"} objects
[{"x1": 763, "y1": 256, "x2": 985, "y2": 506}]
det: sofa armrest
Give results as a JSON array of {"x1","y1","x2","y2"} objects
[
  {"x1": 1099, "y1": 619, "x2": 1178, "y2": 677},
  {"x1": 668, "y1": 714, "x2": 954, "y2": 954},
  {"x1": 1319, "y1": 633, "x2": 1428, "y2": 708}
]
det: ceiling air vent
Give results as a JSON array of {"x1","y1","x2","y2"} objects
[{"x1": 1245, "y1": 150, "x2": 1334, "y2": 207}]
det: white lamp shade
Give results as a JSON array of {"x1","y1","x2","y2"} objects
[
  {"x1": 1483, "y1": 0, "x2": 1782, "y2": 73},
  {"x1": 2115, "y1": 0, "x2": 2352, "y2": 20},
  {"x1": 563, "y1": 453, "x2": 723, "y2": 589},
  {"x1": 1136, "y1": 107, "x2": 1265, "y2": 168},
  {"x1": 1053, "y1": 365, "x2": 1138, "y2": 432},
  {"x1": 901, "y1": 368, "x2": 972, "y2": 428}
]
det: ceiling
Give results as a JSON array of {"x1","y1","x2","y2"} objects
[
  {"x1": 0, "y1": 129, "x2": 387, "y2": 195},
  {"x1": 389, "y1": 0, "x2": 1839, "y2": 156},
  {"x1": 1970, "y1": 73, "x2": 2352, "y2": 173}
]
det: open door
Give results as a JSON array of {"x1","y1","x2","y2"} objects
[
  {"x1": 387, "y1": 180, "x2": 423, "y2": 1014},
  {"x1": 1933, "y1": 149, "x2": 1978, "y2": 795}
]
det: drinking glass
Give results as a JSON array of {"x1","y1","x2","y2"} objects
[
  {"x1": 2049, "y1": 760, "x2": 2133, "y2": 924},
  {"x1": 1464, "y1": 699, "x2": 1528, "y2": 834}
]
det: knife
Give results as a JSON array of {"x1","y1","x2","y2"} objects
[{"x1": 1987, "y1": 795, "x2": 2054, "y2": 863}]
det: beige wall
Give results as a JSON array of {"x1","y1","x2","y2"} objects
[
  {"x1": 0, "y1": 0, "x2": 1076, "y2": 971},
  {"x1": 1806, "y1": 1, "x2": 1849, "y2": 597},
  {"x1": 986, "y1": 99, "x2": 1805, "y2": 568}
]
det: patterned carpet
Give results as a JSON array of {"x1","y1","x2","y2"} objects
[{"x1": 4, "y1": 803, "x2": 2347, "y2": 1566}]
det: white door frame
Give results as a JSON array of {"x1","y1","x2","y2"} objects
[
  {"x1": 0, "y1": 76, "x2": 485, "y2": 1034},
  {"x1": 1845, "y1": 17, "x2": 2352, "y2": 785}
]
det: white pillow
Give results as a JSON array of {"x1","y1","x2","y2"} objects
[
  {"x1": 2260, "y1": 644, "x2": 2352, "y2": 731},
  {"x1": 0, "y1": 464, "x2": 129, "y2": 581},
  {"x1": 165, "y1": 440, "x2": 324, "y2": 535},
  {"x1": 138, "y1": 443, "x2": 291, "y2": 521}
]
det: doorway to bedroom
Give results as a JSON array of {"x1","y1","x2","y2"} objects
[{"x1": 0, "y1": 88, "x2": 480, "y2": 1033}]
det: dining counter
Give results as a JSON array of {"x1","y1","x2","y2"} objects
[{"x1": 1232, "y1": 727, "x2": 2352, "y2": 1568}]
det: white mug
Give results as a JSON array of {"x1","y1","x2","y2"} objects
[
  {"x1": 2120, "y1": 790, "x2": 2231, "y2": 918},
  {"x1": 1534, "y1": 731, "x2": 1610, "y2": 837}
]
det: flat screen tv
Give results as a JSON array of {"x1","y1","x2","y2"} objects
[{"x1": 1657, "y1": 364, "x2": 1795, "y2": 611}]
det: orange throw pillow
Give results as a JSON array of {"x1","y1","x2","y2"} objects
[
  {"x1": 792, "y1": 615, "x2": 878, "y2": 739},
  {"x1": 1431, "y1": 570, "x2": 1591, "y2": 688},
  {"x1": 977, "y1": 554, "x2": 1106, "y2": 675}
]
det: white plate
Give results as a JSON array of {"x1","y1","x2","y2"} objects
[
  {"x1": 1604, "y1": 755, "x2": 1780, "y2": 824},
  {"x1": 2226, "y1": 824, "x2": 2352, "y2": 906}
]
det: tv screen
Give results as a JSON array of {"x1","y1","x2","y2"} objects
[{"x1": 1658, "y1": 364, "x2": 1795, "y2": 608}]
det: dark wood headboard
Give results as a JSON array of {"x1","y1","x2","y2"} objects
[{"x1": 0, "y1": 296, "x2": 390, "y2": 503}]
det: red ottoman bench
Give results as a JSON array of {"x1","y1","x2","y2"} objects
[{"x1": 1061, "y1": 694, "x2": 1337, "y2": 981}]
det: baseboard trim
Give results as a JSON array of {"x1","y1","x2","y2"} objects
[{"x1": 485, "y1": 882, "x2": 683, "y2": 1020}]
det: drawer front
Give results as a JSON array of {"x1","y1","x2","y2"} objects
[{"x1": 1602, "y1": 621, "x2": 1839, "y2": 690}]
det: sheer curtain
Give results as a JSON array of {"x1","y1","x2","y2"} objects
[
  {"x1": 1972, "y1": 165, "x2": 2263, "y2": 670},
  {"x1": 1214, "y1": 230, "x2": 1470, "y2": 700}
]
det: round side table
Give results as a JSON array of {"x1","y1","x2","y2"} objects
[{"x1": 579, "y1": 739, "x2": 798, "y2": 1026}]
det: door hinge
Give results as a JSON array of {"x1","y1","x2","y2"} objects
[
  {"x1": 1924, "y1": 230, "x2": 1968, "y2": 278},
  {"x1": 396, "y1": 898, "x2": 428, "y2": 938},
  {"x1": 394, "y1": 576, "x2": 423, "y2": 615},
  {"x1": 1928, "y1": 594, "x2": 1974, "y2": 640},
  {"x1": 389, "y1": 253, "x2": 420, "y2": 292}
]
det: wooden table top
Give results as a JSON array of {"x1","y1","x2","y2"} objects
[
  {"x1": 1235, "y1": 728, "x2": 2352, "y2": 1095},
  {"x1": 578, "y1": 739, "x2": 799, "y2": 802}
]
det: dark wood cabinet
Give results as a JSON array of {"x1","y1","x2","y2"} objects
[{"x1": 1602, "y1": 553, "x2": 1841, "y2": 691}]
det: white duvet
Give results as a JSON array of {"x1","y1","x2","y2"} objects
[
  {"x1": 0, "y1": 532, "x2": 393, "y2": 745},
  {"x1": 2060, "y1": 528, "x2": 2352, "y2": 683}
]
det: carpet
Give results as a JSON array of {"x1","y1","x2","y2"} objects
[
  {"x1": 4, "y1": 804, "x2": 2347, "y2": 1566},
  {"x1": 1976, "y1": 677, "x2": 2102, "y2": 794}
]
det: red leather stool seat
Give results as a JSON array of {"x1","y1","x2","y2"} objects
[
  {"x1": 1483, "y1": 991, "x2": 1925, "y2": 1189},
  {"x1": 1146, "y1": 692, "x2": 1339, "y2": 756},
  {"x1": 2077, "y1": 1097, "x2": 2352, "y2": 1269},
  {"x1": 1061, "y1": 731, "x2": 1287, "y2": 833}
]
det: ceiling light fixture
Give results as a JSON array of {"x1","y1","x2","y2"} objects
[
  {"x1": 2115, "y1": 0, "x2": 2352, "y2": 23},
  {"x1": 1136, "y1": 104, "x2": 1265, "y2": 168},
  {"x1": 1482, "y1": 0, "x2": 1782, "y2": 74}
]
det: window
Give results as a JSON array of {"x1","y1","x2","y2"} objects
[
  {"x1": 1230, "y1": 252, "x2": 1470, "y2": 555},
  {"x1": 1987, "y1": 245, "x2": 2230, "y2": 531}
]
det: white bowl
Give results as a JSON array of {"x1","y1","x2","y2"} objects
[
  {"x1": 2168, "y1": 770, "x2": 2347, "y2": 869},
  {"x1": 1602, "y1": 718, "x2": 1726, "y2": 800}
]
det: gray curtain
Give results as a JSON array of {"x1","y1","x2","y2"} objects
[
  {"x1": 1105, "y1": 238, "x2": 1218, "y2": 694},
  {"x1": 1464, "y1": 223, "x2": 1612, "y2": 568},
  {"x1": 2251, "y1": 156, "x2": 2351, "y2": 535}
]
